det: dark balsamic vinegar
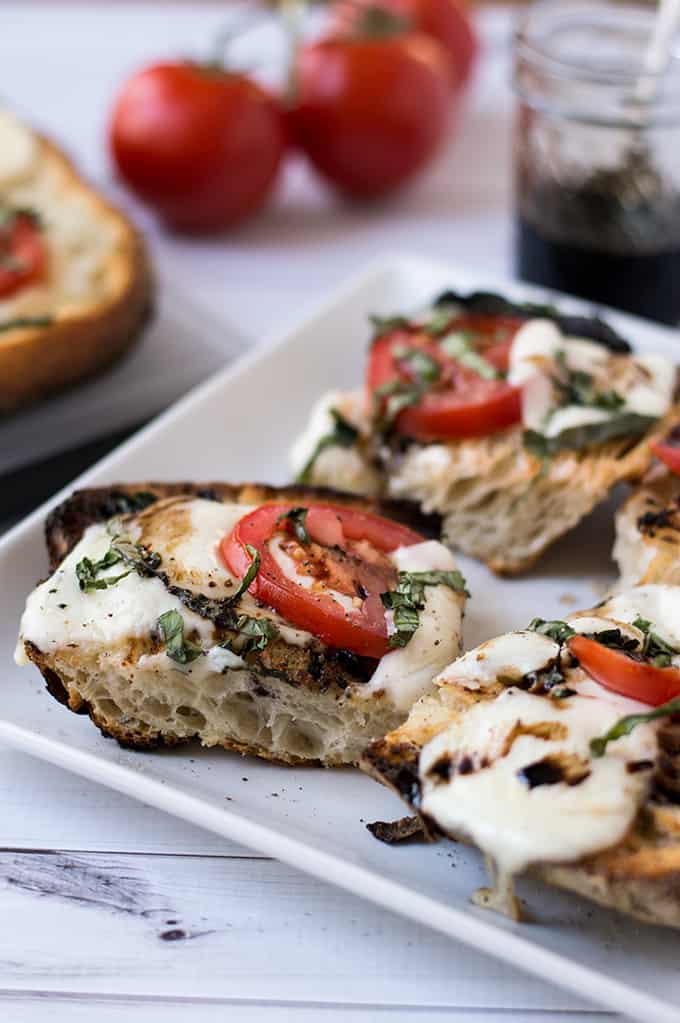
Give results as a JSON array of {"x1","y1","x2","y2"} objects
[{"x1": 516, "y1": 216, "x2": 680, "y2": 326}]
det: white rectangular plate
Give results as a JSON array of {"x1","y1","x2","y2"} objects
[{"x1": 1, "y1": 257, "x2": 678, "y2": 1023}]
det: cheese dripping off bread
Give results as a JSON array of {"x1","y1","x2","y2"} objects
[{"x1": 362, "y1": 587, "x2": 680, "y2": 927}]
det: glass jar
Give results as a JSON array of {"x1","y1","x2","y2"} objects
[{"x1": 513, "y1": 0, "x2": 680, "y2": 325}]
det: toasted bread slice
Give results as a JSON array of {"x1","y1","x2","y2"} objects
[
  {"x1": 361, "y1": 598, "x2": 680, "y2": 928},
  {"x1": 0, "y1": 109, "x2": 152, "y2": 411},
  {"x1": 16, "y1": 482, "x2": 464, "y2": 766},
  {"x1": 614, "y1": 469, "x2": 680, "y2": 588},
  {"x1": 295, "y1": 391, "x2": 680, "y2": 575}
]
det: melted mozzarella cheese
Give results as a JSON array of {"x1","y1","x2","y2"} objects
[
  {"x1": 598, "y1": 584, "x2": 680, "y2": 651},
  {"x1": 359, "y1": 541, "x2": 464, "y2": 711},
  {"x1": 508, "y1": 318, "x2": 674, "y2": 439},
  {"x1": 15, "y1": 520, "x2": 212, "y2": 659},
  {"x1": 435, "y1": 631, "x2": 559, "y2": 690},
  {"x1": 420, "y1": 687, "x2": 656, "y2": 879},
  {"x1": 289, "y1": 390, "x2": 380, "y2": 496}
]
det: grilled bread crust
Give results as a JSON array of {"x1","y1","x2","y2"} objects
[
  {"x1": 614, "y1": 469, "x2": 680, "y2": 589},
  {"x1": 383, "y1": 407, "x2": 680, "y2": 576},
  {"x1": 361, "y1": 685, "x2": 680, "y2": 928},
  {"x1": 0, "y1": 135, "x2": 153, "y2": 412},
  {"x1": 22, "y1": 482, "x2": 444, "y2": 764}
]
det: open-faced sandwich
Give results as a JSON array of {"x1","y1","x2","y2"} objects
[
  {"x1": 362, "y1": 585, "x2": 680, "y2": 928},
  {"x1": 615, "y1": 428, "x2": 680, "y2": 589},
  {"x1": 15, "y1": 483, "x2": 467, "y2": 765},
  {"x1": 292, "y1": 290, "x2": 680, "y2": 574},
  {"x1": 0, "y1": 107, "x2": 152, "y2": 411}
]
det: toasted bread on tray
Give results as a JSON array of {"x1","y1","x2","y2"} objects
[
  {"x1": 0, "y1": 108, "x2": 152, "y2": 411},
  {"x1": 291, "y1": 293, "x2": 680, "y2": 575},
  {"x1": 362, "y1": 589, "x2": 680, "y2": 928},
  {"x1": 16, "y1": 482, "x2": 466, "y2": 766}
]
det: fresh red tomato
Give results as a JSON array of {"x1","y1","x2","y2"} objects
[
  {"x1": 367, "y1": 315, "x2": 524, "y2": 441},
  {"x1": 651, "y1": 428, "x2": 680, "y2": 477},
  {"x1": 569, "y1": 635, "x2": 680, "y2": 707},
  {"x1": 333, "y1": 0, "x2": 478, "y2": 90},
  {"x1": 110, "y1": 62, "x2": 286, "y2": 232},
  {"x1": 220, "y1": 503, "x2": 424, "y2": 658},
  {"x1": 289, "y1": 30, "x2": 450, "y2": 199},
  {"x1": 0, "y1": 211, "x2": 47, "y2": 298}
]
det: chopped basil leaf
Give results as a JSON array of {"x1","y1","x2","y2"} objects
[
  {"x1": 157, "y1": 610, "x2": 202, "y2": 665},
  {"x1": 590, "y1": 694, "x2": 680, "y2": 758},
  {"x1": 421, "y1": 305, "x2": 455, "y2": 337},
  {"x1": 277, "y1": 507, "x2": 311, "y2": 545},
  {"x1": 0, "y1": 315, "x2": 53, "y2": 333},
  {"x1": 632, "y1": 616, "x2": 679, "y2": 667},
  {"x1": 527, "y1": 618, "x2": 576, "y2": 644},
  {"x1": 297, "y1": 408, "x2": 359, "y2": 484},
  {"x1": 523, "y1": 412, "x2": 656, "y2": 460},
  {"x1": 369, "y1": 314, "x2": 410, "y2": 339},
  {"x1": 231, "y1": 543, "x2": 260, "y2": 602},
  {"x1": 75, "y1": 547, "x2": 131, "y2": 591},
  {"x1": 373, "y1": 378, "x2": 423, "y2": 433},
  {"x1": 552, "y1": 351, "x2": 624, "y2": 413},
  {"x1": 381, "y1": 569, "x2": 468, "y2": 648},
  {"x1": 439, "y1": 331, "x2": 500, "y2": 380},
  {"x1": 232, "y1": 615, "x2": 280, "y2": 655},
  {"x1": 392, "y1": 345, "x2": 440, "y2": 383}
]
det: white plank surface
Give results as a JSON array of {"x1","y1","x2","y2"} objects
[{"x1": 0, "y1": 5, "x2": 625, "y2": 1022}]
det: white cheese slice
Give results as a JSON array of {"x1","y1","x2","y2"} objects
[
  {"x1": 435, "y1": 631, "x2": 559, "y2": 690},
  {"x1": 508, "y1": 318, "x2": 674, "y2": 441},
  {"x1": 420, "y1": 687, "x2": 656, "y2": 878},
  {"x1": 359, "y1": 540, "x2": 464, "y2": 711}
]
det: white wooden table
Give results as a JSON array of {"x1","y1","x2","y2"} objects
[{"x1": 1, "y1": 5, "x2": 621, "y2": 1021}]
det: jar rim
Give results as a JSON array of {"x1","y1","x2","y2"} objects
[{"x1": 515, "y1": 0, "x2": 680, "y2": 89}]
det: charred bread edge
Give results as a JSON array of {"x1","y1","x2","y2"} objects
[{"x1": 44, "y1": 481, "x2": 442, "y2": 571}]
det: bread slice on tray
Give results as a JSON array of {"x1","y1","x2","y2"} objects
[
  {"x1": 362, "y1": 587, "x2": 680, "y2": 928},
  {"x1": 0, "y1": 108, "x2": 152, "y2": 411},
  {"x1": 291, "y1": 291, "x2": 680, "y2": 575},
  {"x1": 16, "y1": 482, "x2": 467, "y2": 766}
]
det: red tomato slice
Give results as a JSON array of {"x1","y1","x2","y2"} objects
[
  {"x1": 651, "y1": 429, "x2": 680, "y2": 477},
  {"x1": 220, "y1": 503, "x2": 425, "y2": 659},
  {"x1": 0, "y1": 212, "x2": 47, "y2": 298},
  {"x1": 367, "y1": 314, "x2": 523, "y2": 442},
  {"x1": 569, "y1": 635, "x2": 680, "y2": 707}
]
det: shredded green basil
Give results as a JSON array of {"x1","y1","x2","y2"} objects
[
  {"x1": 552, "y1": 351, "x2": 624, "y2": 413},
  {"x1": 421, "y1": 305, "x2": 456, "y2": 336},
  {"x1": 590, "y1": 694, "x2": 680, "y2": 758},
  {"x1": 439, "y1": 331, "x2": 500, "y2": 380},
  {"x1": 392, "y1": 345, "x2": 440, "y2": 383},
  {"x1": 231, "y1": 615, "x2": 279, "y2": 655},
  {"x1": 157, "y1": 610, "x2": 202, "y2": 665},
  {"x1": 277, "y1": 507, "x2": 311, "y2": 545},
  {"x1": 373, "y1": 378, "x2": 423, "y2": 433},
  {"x1": 296, "y1": 408, "x2": 359, "y2": 484},
  {"x1": 75, "y1": 547, "x2": 131, "y2": 591},
  {"x1": 369, "y1": 314, "x2": 410, "y2": 339},
  {"x1": 523, "y1": 412, "x2": 656, "y2": 461},
  {"x1": 0, "y1": 315, "x2": 53, "y2": 333},
  {"x1": 231, "y1": 544, "x2": 260, "y2": 602},
  {"x1": 632, "y1": 616, "x2": 680, "y2": 668},
  {"x1": 527, "y1": 618, "x2": 576, "y2": 644},
  {"x1": 381, "y1": 569, "x2": 468, "y2": 648}
]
